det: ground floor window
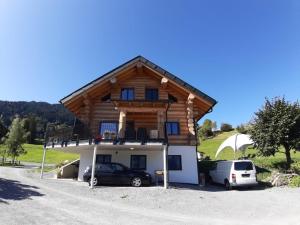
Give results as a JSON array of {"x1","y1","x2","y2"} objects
[
  {"x1": 168, "y1": 155, "x2": 182, "y2": 170},
  {"x1": 130, "y1": 155, "x2": 146, "y2": 170},
  {"x1": 96, "y1": 154, "x2": 111, "y2": 164}
]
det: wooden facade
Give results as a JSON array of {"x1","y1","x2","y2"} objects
[{"x1": 62, "y1": 57, "x2": 216, "y2": 146}]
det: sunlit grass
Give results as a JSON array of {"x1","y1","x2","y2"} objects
[{"x1": 0, "y1": 144, "x2": 79, "y2": 165}]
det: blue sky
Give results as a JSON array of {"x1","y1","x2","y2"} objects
[{"x1": 0, "y1": 0, "x2": 299, "y2": 127}]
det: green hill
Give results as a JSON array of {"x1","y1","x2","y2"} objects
[{"x1": 198, "y1": 131, "x2": 300, "y2": 172}]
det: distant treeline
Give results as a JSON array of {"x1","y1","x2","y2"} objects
[{"x1": 0, "y1": 100, "x2": 74, "y2": 141}]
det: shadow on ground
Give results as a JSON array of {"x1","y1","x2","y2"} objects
[
  {"x1": 0, "y1": 178, "x2": 44, "y2": 204},
  {"x1": 169, "y1": 182, "x2": 271, "y2": 192}
]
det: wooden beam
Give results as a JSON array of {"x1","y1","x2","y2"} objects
[
  {"x1": 118, "y1": 110, "x2": 126, "y2": 138},
  {"x1": 161, "y1": 77, "x2": 168, "y2": 89},
  {"x1": 186, "y1": 93, "x2": 195, "y2": 136},
  {"x1": 110, "y1": 77, "x2": 117, "y2": 84},
  {"x1": 136, "y1": 62, "x2": 143, "y2": 74}
]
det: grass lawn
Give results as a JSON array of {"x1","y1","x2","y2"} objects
[
  {"x1": 198, "y1": 131, "x2": 300, "y2": 181},
  {"x1": 1, "y1": 144, "x2": 79, "y2": 165}
]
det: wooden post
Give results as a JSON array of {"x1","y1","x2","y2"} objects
[
  {"x1": 90, "y1": 144, "x2": 98, "y2": 189},
  {"x1": 40, "y1": 146, "x2": 47, "y2": 179},
  {"x1": 163, "y1": 145, "x2": 168, "y2": 189},
  {"x1": 118, "y1": 110, "x2": 126, "y2": 138},
  {"x1": 157, "y1": 110, "x2": 165, "y2": 139}
]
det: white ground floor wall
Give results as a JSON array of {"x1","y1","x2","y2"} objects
[{"x1": 78, "y1": 145, "x2": 199, "y2": 184}]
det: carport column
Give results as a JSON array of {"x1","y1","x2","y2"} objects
[
  {"x1": 40, "y1": 145, "x2": 47, "y2": 179},
  {"x1": 163, "y1": 145, "x2": 168, "y2": 189},
  {"x1": 90, "y1": 144, "x2": 98, "y2": 189}
]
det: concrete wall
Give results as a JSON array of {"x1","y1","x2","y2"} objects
[
  {"x1": 168, "y1": 146, "x2": 199, "y2": 184},
  {"x1": 78, "y1": 149, "x2": 163, "y2": 181},
  {"x1": 78, "y1": 146, "x2": 199, "y2": 185}
]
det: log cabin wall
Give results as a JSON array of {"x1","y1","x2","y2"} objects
[{"x1": 73, "y1": 69, "x2": 199, "y2": 145}]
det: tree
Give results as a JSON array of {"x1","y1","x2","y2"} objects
[
  {"x1": 249, "y1": 97, "x2": 300, "y2": 169},
  {"x1": 4, "y1": 117, "x2": 27, "y2": 164},
  {"x1": 22, "y1": 115, "x2": 37, "y2": 144},
  {"x1": 0, "y1": 115, "x2": 7, "y2": 140},
  {"x1": 220, "y1": 123, "x2": 233, "y2": 132},
  {"x1": 212, "y1": 121, "x2": 217, "y2": 132},
  {"x1": 236, "y1": 124, "x2": 248, "y2": 134},
  {"x1": 199, "y1": 119, "x2": 213, "y2": 139},
  {"x1": 0, "y1": 115, "x2": 8, "y2": 164}
]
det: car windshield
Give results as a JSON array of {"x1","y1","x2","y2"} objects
[{"x1": 234, "y1": 162, "x2": 253, "y2": 171}]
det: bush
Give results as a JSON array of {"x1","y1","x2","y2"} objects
[
  {"x1": 236, "y1": 124, "x2": 248, "y2": 134},
  {"x1": 198, "y1": 160, "x2": 218, "y2": 181},
  {"x1": 220, "y1": 123, "x2": 233, "y2": 132},
  {"x1": 289, "y1": 176, "x2": 300, "y2": 187},
  {"x1": 291, "y1": 162, "x2": 300, "y2": 174}
]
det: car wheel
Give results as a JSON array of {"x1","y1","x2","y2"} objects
[
  {"x1": 89, "y1": 177, "x2": 98, "y2": 186},
  {"x1": 224, "y1": 180, "x2": 231, "y2": 190},
  {"x1": 131, "y1": 177, "x2": 142, "y2": 187}
]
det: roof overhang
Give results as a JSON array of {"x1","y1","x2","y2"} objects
[{"x1": 60, "y1": 56, "x2": 217, "y2": 109}]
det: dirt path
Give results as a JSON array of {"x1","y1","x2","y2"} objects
[{"x1": 0, "y1": 166, "x2": 300, "y2": 225}]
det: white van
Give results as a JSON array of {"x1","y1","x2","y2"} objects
[{"x1": 209, "y1": 160, "x2": 258, "y2": 189}]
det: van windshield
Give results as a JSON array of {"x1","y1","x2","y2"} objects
[{"x1": 234, "y1": 162, "x2": 253, "y2": 171}]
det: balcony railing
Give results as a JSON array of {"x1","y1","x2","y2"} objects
[{"x1": 45, "y1": 120, "x2": 167, "y2": 148}]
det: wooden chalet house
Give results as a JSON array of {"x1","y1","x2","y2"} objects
[{"x1": 45, "y1": 56, "x2": 217, "y2": 186}]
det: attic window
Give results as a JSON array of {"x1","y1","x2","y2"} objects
[
  {"x1": 168, "y1": 94, "x2": 177, "y2": 103},
  {"x1": 101, "y1": 93, "x2": 111, "y2": 102}
]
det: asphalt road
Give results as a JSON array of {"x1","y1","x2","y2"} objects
[{"x1": 0, "y1": 166, "x2": 300, "y2": 225}]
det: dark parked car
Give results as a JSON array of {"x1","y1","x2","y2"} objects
[{"x1": 83, "y1": 162, "x2": 152, "y2": 187}]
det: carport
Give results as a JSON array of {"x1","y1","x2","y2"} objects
[{"x1": 40, "y1": 142, "x2": 169, "y2": 189}]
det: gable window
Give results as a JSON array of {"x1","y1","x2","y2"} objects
[
  {"x1": 166, "y1": 122, "x2": 180, "y2": 135},
  {"x1": 168, "y1": 94, "x2": 177, "y2": 103},
  {"x1": 96, "y1": 154, "x2": 111, "y2": 164},
  {"x1": 168, "y1": 155, "x2": 182, "y2": 170},
  {"x1": 130, "y1": 155, "x2": 146, "y2": 170},
  {"x1": 101, "y1": 93, "x2": 111, "y2": 102},
  {"x1": 99, "y1": 122, "x2": 118, "y2": 139},
  {"x1": 121, "y1": 88, "x2": 134, "y2": 100},
  {"x1": 145, "y1": 88, "x2": 158, "y2": 101}
]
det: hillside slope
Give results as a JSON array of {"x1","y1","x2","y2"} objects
[
  {"x1": 0, "y1": 100, "x2": 74, "y2": 126},
  {"x1": 198, "y1": 131, "x2": 300, "y2": 171}
]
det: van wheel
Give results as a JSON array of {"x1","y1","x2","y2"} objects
[
  {"x1": 224, "y1": 180, "x2": 231, "y2": 190},
  {"x1": 89, "y1": 177, "x2": 98, "y2": 186}
]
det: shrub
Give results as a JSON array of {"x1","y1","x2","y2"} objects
[
  {"x1": 289, "y1": 176, "x2": 300, "y2": 187},
  {"x1": 236, "y1": 124, "x2": 248, "y2": 134},
  {"x1": 198, "y1": 160, "x2": 218, "y2": 181},
  {"x1": 220, "y1": 123, "x2": 233, "y2": 132},
  {"x1": 291, "y1": 162, "x2": 300, "y2": 175}
]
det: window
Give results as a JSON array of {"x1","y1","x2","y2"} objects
[
  {"x1": 130, "y1": 155, "x2": 146, "y2": 170},
  {"x1": 99, "y1": 122, "x2": 118, "y2": 139},
  {"x1": 121, "y1": 88, "x2": 134, "y2": 100},
  {"x1": 111, "y1": 163, "x2": 126, "y2": 172},
  {"x1": 166, "y1": 122, "x2": 180, "y2": 135},
  {"x1": 168, "y1": 94, "x2": 177, "y2": 103},
  {"x1": 96, "y1": 154, "x2": 111, "y2": 164},
  {"x1": 101, "y1": 93, "x2": 111, "y2": 102},
  {"x1": 234, "y1": 162, "x2": 253, "y2": 171},
  {"x1": 168, "y1": 155, "x2": 182, "y2": 170},
  {"x1": 97, "y1": 164, "x2": 113, "y2": 172},
  {"x1": 145, "y1": 88, "x2": 158, "y2": 101}
]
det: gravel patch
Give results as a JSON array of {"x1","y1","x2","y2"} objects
[{"x1": 0, "y1": 166, "x2": 300, "y2": 225}]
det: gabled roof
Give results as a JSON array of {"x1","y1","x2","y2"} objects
[{"x1": 60, "y1": 55, "x2": 217, "y2": 108}]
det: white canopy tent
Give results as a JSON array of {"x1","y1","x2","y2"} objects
[{"x1": 215, "y1": 133, "x2": 254, "y2": 158}]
